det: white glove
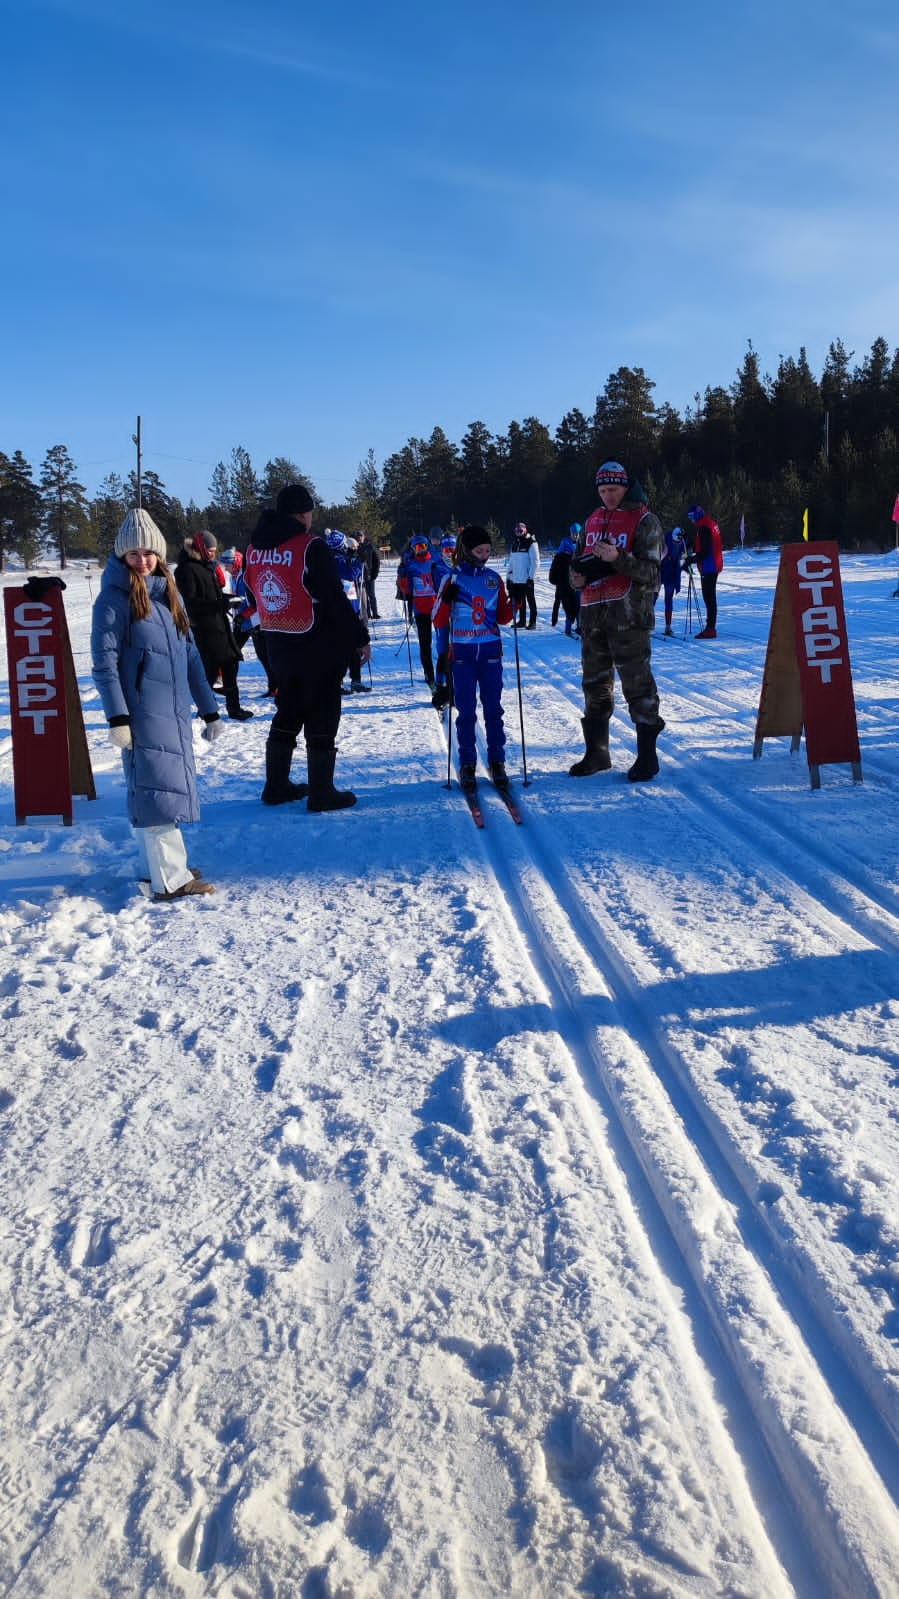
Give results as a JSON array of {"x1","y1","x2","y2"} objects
[
  {"x1": 201, "y1": 718, "x2": 225, "y2": 743},
  {"x1": 108, "y1": 724, "x2": 132, "y2": 750}
]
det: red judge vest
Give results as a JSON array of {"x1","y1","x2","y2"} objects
[
  {"x1": 581, "y1": 503, "x2": 646, "y2": 607},
  {"x1": 245, "y1": 532, "x2": 315, "y2": 634}
]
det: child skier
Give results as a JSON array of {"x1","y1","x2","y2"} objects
[
  {"x1": 432, "y1": 525, "x2": 514, "y2": 793},
  {"x1": 397, "y1": 531, "x2": 440, "y2": 686}
]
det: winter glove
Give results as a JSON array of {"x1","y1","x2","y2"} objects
[
  {"x1": 201, "y1": 716, "x2": 225, "y2": 743},
  {"x1": 108, "y1": 724, "x2": 132, "y2": 750},
  {"x1": 443, "y1": 582, "x2": 459, "y2": 603},
  {"x1": 24, "y1": 576, "x2": 67, "y2": 599}
]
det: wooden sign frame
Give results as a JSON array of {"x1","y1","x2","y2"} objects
[
  {"x1": 4, "y1": 584, "x2": 96, "y2": 825},
  {"x1": 753, "y1": 542, "x2": 862, "y2": 789}
]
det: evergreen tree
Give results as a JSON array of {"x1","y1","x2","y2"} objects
[
  {"x1": 419, "y1": 426, "x2": 460, "y2": 528},
  {"x1": 591, "y1": 366, "x2": 658, "y2": 469},
  {"x1": 207, "y1": 461, "x2": 231, "y2": 521},
  {"x1": 351, "y1": 448, "x2": 381, "y2": 504},
  {"x1": 346, "y1": 451, "x2": 391, "y2": 547},
  {"x1": 0, "y1": 450, "x2": 42, "y2": 570},
  {"x1": 124, "y1": 468, "x2": 184, "y2": 549},
  {"x1": 90, "y1": 472, "x2": 128, "y2": 561},
  {"x1": 40, "y1": 444, "x2": 89, "y2": 567},
  {"x1": 732, "y1": 343, "x2": 772, "y2": 478},
  {"x1": 849, "y1": 337, "x2": 894, "y2": 453},
  {"x1": 769, "y1": 348, "x2": 822, "y2": 469},
  {"x1": 261, "y1": 456, "x2": 315, "y2": 503},
  {"x1": 695, "y1": 386, "x2": 736, "y2": 477},
  {"x1": 382, "y1": 439, "x2": 426, "y2": 544},
  {"x1": 458, "y1": 421, "x2": 493, "y2": 524},
  {"x1": 514, "y1": 417, "x2": 555, "y2": 536},
  {"x1": 229, "y1": 446, "x2": 262, "y2": 545},
  {"x1": 552, "y1": 407, "x2": 594, "y2": 528},
  {"x1": 820, "y1": 338, "x2": 854, "y2": 458}
]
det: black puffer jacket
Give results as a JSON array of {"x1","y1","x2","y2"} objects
[
  {"x1": 246, "y1": 509, "x2": 369, "y2": 678},
  {"x1": 174, "y1": 543, "x2": 240, "y2": 669}
]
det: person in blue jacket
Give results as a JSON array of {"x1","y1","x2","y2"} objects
[
  {"x1": 326, "y1": 531, "x2": 371, "y2": 693},
  {"x1": 660, "y1": 526, "x2": 687, "y2": 635},
  {"x1": 432, "y1": 524, "x2": 515, "y2": 793},
  {"x1": 91, "y1": 508, "x2": 224, "y2": 900},
  {"x1": 549, "y1": 524, "x2": 580, "y2": 634},
  {"x1": 430, "y1": 530, "x2": 457, "y2": 708}
]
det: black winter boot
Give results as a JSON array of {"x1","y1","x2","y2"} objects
[
  {"x1": 489, "y1": 760, "x2": 510, "y2": 792},
  {"x1": 459, "y1": 763, "x2": 477, "y2": 794},
  {"x1": 226, "y1": 695, "x2": 254, "y2": 721},
  {"x1": 569, "y1": 715, "x2": 611, "y2": 777},
  {"x1": 627, "y1": 718, "x2": 665, "y2": 783},
  {"x1": 261, "y1": 734, "x2": 308, "y2": 805},
  {"x1": 306, "y1": 744, "x2": 357, "y2": 812}
]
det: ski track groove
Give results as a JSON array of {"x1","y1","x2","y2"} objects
[
  {"x1": 426, "y1": 651, "x2": 899, "y2": 1594},
  {"x1": 514, "y1": 645, "x2": 899, "y2": 1440}
]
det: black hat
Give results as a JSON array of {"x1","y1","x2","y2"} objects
[
  {"x1": 277, "y1": 482, "x2": 315, "y2": 515},
  {"x1": 460, "y1": 524, "x2": 491, "y2": 551}
]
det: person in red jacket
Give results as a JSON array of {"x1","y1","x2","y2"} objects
[{"x1": 686, "y1": 504, "x2": 724, "y2": 638}]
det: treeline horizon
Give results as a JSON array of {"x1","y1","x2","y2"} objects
[{"x1": 3, "y1": 336, "x2": 899, "y2": 568}]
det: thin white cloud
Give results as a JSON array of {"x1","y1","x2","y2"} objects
[{"x1": 7, "y1": 0, "x2": 392, "y2": 91}]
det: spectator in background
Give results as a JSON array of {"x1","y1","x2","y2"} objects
[
  {"x1": 354, "y1": 529, "x2": 381, "y2": 619},
  {"x1": 175, "y1": 531, "x2": 254, "y2": 720},
  {"x1": 549, "y1": 524, "x2": 581, "y2": 635},
  {"x1": 505, "y1": 523, "x2": 539, "y2": 629},
  {"x1": 686, "y1": 504, "x2": 724, "y2": 639},
  {"x1": 659, "y1": 526, "x2": 687, "y2": 636}
]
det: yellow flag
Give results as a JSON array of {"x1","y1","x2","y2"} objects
[{"x1": 802, "y1": 507, "x2": 809, "y2": 541}]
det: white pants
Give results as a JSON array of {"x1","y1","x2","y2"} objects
[{"x1": 133, "y1": 824, "x2": 193, "y2": 896}]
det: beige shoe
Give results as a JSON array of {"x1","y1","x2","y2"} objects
[{"x1": 153, "y1": 876, "x2": 215, "y2": 902}]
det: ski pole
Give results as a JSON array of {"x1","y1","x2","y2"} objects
[
  {"x1": 405, "y1": 609, "x2": 414, "y2": 685},
  {"x1": 510, "y1": 610, "x2": 530, "y2": 787},
  {"x1": 394, "y1": 608, "x2": 415, "y2": 685}
]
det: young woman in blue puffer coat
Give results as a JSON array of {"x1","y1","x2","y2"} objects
[{"x1": 91, "y1": 508, "x2": 224, "y2": 901}]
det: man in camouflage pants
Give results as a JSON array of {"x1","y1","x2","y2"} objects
[{"x1": 568, "y1": 460, "x2": 665, "y2": 782}]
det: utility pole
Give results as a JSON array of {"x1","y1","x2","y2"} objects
[{"x1": 132, "y1": 416, "x2": 142, "y2": 507}]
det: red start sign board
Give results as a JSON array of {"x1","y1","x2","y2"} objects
[
  {"x1": 4, "y1": 584, "x2": 96, "y2": 824},
  {"x1": 753, "y1": 542, "x2": 861, "y2": 788}
]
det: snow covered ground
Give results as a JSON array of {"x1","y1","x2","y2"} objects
[{"x1": 1, "y1": 548, "x2": 899, "y2": 1599}]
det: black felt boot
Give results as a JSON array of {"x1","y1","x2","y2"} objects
[
  {"x1": 568, "y1": 715, "x2": 611, "y2": 777},
  {"x1": 306, "y1": 744, "x2": 357, "y2": 812},
  {"x1": 627, "y1": 718, "x2": 665, "y2": 783},
  {"x1": 261, "y1": 734, "x2": 308, "y2": 805}
]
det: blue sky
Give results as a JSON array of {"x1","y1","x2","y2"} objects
[{"x1": 3, "y1": 0, "x2": 898, "y2": 510}]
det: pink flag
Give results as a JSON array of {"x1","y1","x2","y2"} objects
[{"x1": 892, "y1": 494, "x2": 899, "y2": 523}]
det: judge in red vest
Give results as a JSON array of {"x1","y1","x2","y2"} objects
[
  {"x1": 568, "y1": 460, "x2": 665, "y2": 782},
  {"x1": 245, "y1": 483, "x2": 370, "y2": 811}
]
